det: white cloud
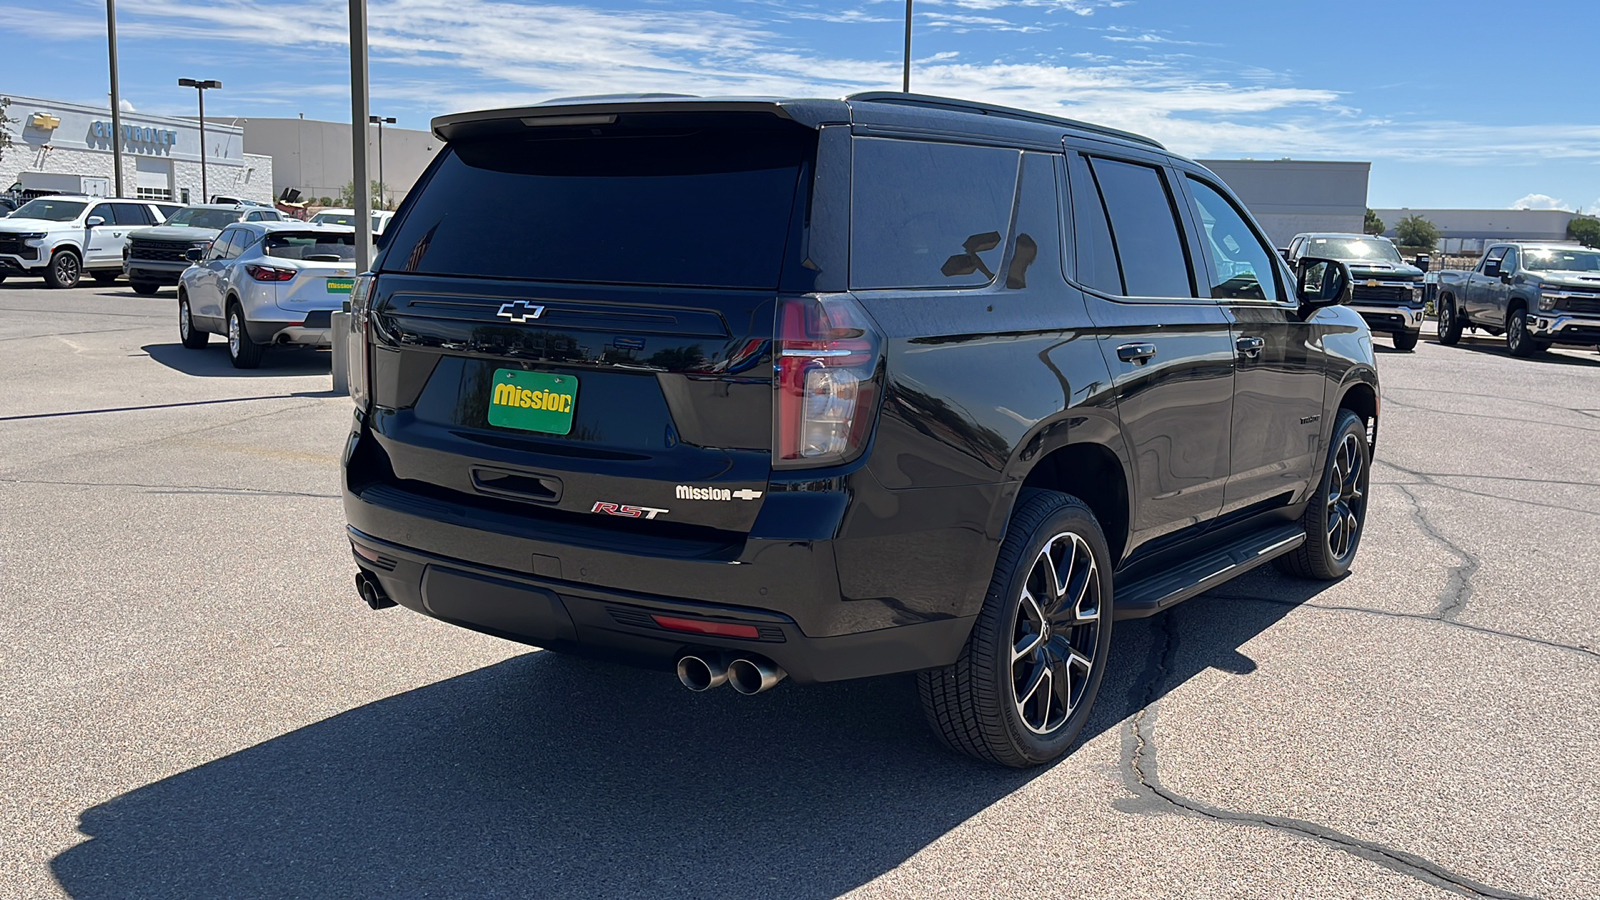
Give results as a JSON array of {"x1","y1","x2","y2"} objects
[
  {"x1": 1510, "y1": 193, "x2": 1567, "y2": 210},
  {"x1": 11, "y1": 0, "x2": 1600, "y2": 168},
  {"x1": 118, "y1": 98, "x2": 136, "y2": 112}
]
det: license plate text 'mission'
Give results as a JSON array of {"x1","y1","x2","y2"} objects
[{"x1": 487, "y1": 369, "x2": 578, "y2": 435}]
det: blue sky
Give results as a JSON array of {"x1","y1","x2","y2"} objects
[{"x1": 5, "y1": 0, "x2": 1598, "y2": 211}]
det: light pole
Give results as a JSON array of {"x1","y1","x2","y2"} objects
[
  {"x1": 369, "y1": 115, "x2": 395, "y2": 209},
  {"x1": 178, "y1": 78, "x2": 221, "y2": 202},
  {"x1": 349, "y1": 0, "x2": 373, "y2": 273},
  {"x1": 106, "y1": 0, "x2": 124, "y2": 197},
  {"x1": 903, "y1": 0, "x2": 912, "y2": 92}
]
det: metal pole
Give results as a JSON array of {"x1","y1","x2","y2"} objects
[
  {"x1": 349, "y1": 0, "x2": 373, "y2": 273},
  {"x1": 106, "y1": 0, "x2": 124, "y2": 197},
  {"x1": 197, "y1": 88, "x2": 208, "y2": 202},
  {"x1": 376, "y1": 120, "x2": 384, "y2": 210},
  {"x1": 902, "y1": 0, "x2": 912, "y2": 93}
]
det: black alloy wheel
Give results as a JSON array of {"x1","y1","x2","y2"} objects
[
  {"x1": 1276, "y1": 408, "x2": 1370, "y2": 580},
  {"x1": 178, "y1": 295, "x2": 208, "y2": 348},
  {"x1": 44, "y1": 250, "x2": 81, "y2": 289},
  {"x1": 1436, "y1": 298, "x2": 1462, "y2": 345},
  {"x1": 919, "y1": 489, "x2": 1113, "y2": 767}
]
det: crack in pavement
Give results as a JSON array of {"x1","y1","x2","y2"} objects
[
  {"x1": 1391, "y1": 482, "x2": 1480, "y2": 620},
  {"x1": 1203, "y1": 593, "x2": 1598, "y2": 661},
  {"x1": 0, "y1": 478, "x2": 339, "y2": 500},
  {"x1": 0, "y1": 326, "x2": 150, "y2": 344},
  {"x1": 1384, "y1": 387, "x2": 1600, "y2": 420},
  {"x1": 1122, "y1": 611, "x2": 1538, "y2": 900},
  {"x1": 1380, "y1": 397, "x2": 1600, "y2": 434}
]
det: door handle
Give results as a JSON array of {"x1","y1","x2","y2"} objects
[
  {"x1": 1236, "y1": 336, "x2": 1265, "y2": 358},
  {"x1": 1116, "y1": 342, "x2": 1157, "y2": 364}
]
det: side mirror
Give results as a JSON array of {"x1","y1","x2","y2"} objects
[
  {"x1": 85, "y1": 216, "x2": 105, "y2": 228},
  {"x1": 1414, "y1": 255, "x2": 1431, "y2": 273},
  {"x1": 184, "y1": 247, "x2": 204, "y2": 262},
  {"x1": 1295, "y1": 256, "x2": 1352, "y2": 308},
  {"x1": 940, "y1": 231, "x2": 1002, "y2": 280},
  {"x1": 1277, "y1": 247, "x2": 1291, "y2": 262},
  {"x1": 1482, "y1": 260, "x2": 1501, "y2": 278}
]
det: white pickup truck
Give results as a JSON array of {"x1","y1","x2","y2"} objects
[{"x1": 0, "y1": 195, "x2": 181, "y2": 288}]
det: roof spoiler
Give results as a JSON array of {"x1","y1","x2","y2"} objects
[{"x1": 431, "y1": 96, "x2": 840, "y2": 142}]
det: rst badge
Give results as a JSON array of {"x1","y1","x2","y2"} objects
[{"x1": 591, "y1": 501, "x2": 668, "y2": 520}]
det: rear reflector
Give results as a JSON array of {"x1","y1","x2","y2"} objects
[
  {"x1": 650, "y1": 615, "x2": 760, "y2": 639},
  {"x1": 351, "y1": 542, "x2": 381, "y2": 562}
]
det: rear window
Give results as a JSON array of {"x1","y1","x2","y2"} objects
[
  {"x1": 265, "y1": 232, "x2": 357, "y2": 261},
  {"x1": 384, "y1": 124, "x2": 812, "y2": 288}
]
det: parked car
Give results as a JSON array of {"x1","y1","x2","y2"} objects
[
  {"x1": 0, "y1": 195, "x2": 176, "y2": 288},
  {"x1": 1430, "y1": 243, "x2": 1600, "y2": 356},
  {"x1": 208, "y1": 195, "x2": 274, "y2": 208},
  {"x1": 176, "y1": 221, "x2": 358, "y2": 368},
  {"x1": 0, "y1": 196, "x2": 19, "y2": 216},
  {"x1": 123, "y1": 204, "x2": 283, "y2": 295},
  {"x1": 1286, "y1": 233, "x2": 1425, "y2": 351},
  {"x1": 309, "y1": 208, "x2": 393, "y2": 234},
  {"x1": 341, "y1": 93, "x2": 1376, "y2": 767}
]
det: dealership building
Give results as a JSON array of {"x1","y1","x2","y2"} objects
[
  {"x1": 1198, "y1": 159, "x2": 1372, "y2": 247},
  {"x1": 242, "y1": 117, "x2": 438, "y2": 208},
  {"x1": 0, "y1": 93, "x2": 273, "y2": 205}
]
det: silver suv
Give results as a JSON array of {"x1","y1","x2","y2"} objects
[
  {"x1": 176, "y1": 220, "x2": 358, "y2": 368},
  {"x1": 0, "y1": 195, "x2": 179, "y2": 288}
]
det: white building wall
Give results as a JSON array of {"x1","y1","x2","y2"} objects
[{"x1": 1, "y1": 92, "x2": 268, "y2": 204}]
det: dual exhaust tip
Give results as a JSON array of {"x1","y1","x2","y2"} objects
[
  {"x1": 677, "y1": 653, "x2": 786, "y2": 695},
  {"x1": 355, "y1": 572, "x2": 396, "y2": 610}
]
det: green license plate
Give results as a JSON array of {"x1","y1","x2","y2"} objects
[
  {"x1": 487, "y1": 369, "x2": 578, "y2": 435},
  {"x1": 326, "y1": 278, "x2": 354, "y2": 294}
]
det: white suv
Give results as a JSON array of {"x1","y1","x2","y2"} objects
[{"x1": 0, "y1": 195, "x2": 180, "y2": 288}]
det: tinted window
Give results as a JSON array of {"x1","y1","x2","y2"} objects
[
  {"x1": 165, "y1": 208, "x2": 245, "y2": 230},
  {"x1": 1087, "y1": 158, "x2": 1193, "y2": 298},
  {"x1": 111, "y1": 203, "x2": 151, "y2": 226},
  {"x1": 1501, "y1": 246, "x2": 1519, "y2": 273},
  {"x1": 1003, "y1": 152, "x2": 1061, "y2": 291},
  {"x1": 1483, "y1": 247, "x2": 1507, "y2": 269},
  {"x1": 386, "y1": 123, "x2": 813, "y2": 289},
  {"x1": 89, "y1": 204, "x2": 115, "y2": 224},
  {"x1": 850, "y1": 138, "x2": 1019, "y2": 290},
  {"x1": 265, "y1": 232, "x2": 357, "y2": 261},
  {"x1": 213, "y1": 229, "x2": 242, "y2": 260},
  {"x1": 1186, "y1": 177, "x2": 1281, "y2": 302},
  {"x1": 1068, "y1": 154, "x2": 1124, "y2": 295}
]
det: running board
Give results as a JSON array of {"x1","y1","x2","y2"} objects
[{"x1": 1113, "y1": 524, "x2": 1305, "y2": 620}]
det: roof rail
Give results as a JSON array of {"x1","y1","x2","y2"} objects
[{"x1": 846, "y1": 92, "x2": 1163, "y2": 150}]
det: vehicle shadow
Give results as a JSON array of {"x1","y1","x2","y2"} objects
[
  {"x1": 142, "y1": 342, "x2": 331, "y2": 377},
  {"x1": 1441, "y1": 338, "x2": 1600, "y2": 367},
  {"x1": 51, "y1": 569, "x2": 1329, "y2": 900}
]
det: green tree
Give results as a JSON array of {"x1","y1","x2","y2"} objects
[
  {"x1": 1394, "y1": 214, "x2": 1441, "y2": 251},
  {"x1": 1363, "y1": 208, "x2": 1385, "y2": 235},
  {"x1": 0, "y1": 97, "x2": 15, "y2": 167},
  {"x1": 1566, "y1": 216, "x2": 1600, "y2": 249},
  {"x1": 336, "y1": 180, "x2": 390, "y2": 208}
]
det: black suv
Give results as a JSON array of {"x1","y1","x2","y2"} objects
[{"x1": 342, "y1": 93, "x2": 1378, "y2": 767}]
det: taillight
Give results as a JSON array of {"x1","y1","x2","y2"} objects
[
  {"x1": 244, "y1": 264, "x2": 296, "y2": 282},
  {"x1": 774, "y1": 294, "x2": 882, "y2": 468},
  {"x1": 348, "y1": 273, "x2": 375, "y2": 408}
]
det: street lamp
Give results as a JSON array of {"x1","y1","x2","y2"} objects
[
  {"x1": 369, "y1": 115, "x2": 395, "y2": 210},
  {"x1": 178, "y1": 78, "x2": 222, "y2": 202}
]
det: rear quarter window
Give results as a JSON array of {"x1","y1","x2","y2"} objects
[
  {"x1": 1084, "y1": 157, "x2": 1194, "y2": 299},
  {"x1": 849, "y1": 138, "x2": 1021, "y2": 290}
]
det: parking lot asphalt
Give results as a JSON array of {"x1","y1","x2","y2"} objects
[{"x1": 2, "y1": 281, "x2": 1597, "y2": 900}]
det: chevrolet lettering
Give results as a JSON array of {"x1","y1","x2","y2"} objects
[{"x1": 343, "y1": 92, "x2": 1378, "y2": 768}]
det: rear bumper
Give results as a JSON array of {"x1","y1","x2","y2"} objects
[
  {"x1": 1351, "y1": 304, "x2": 1424, "y2": 333},
  {"x1": 347, "y1": 527, "x2": 974, "y2": 684},
  {"x1": 1528, "y1": 314, "x2": 1600, "y2": 345},
  {"x1": 246, "y1": 311, "x2": 335, "y2": 345}
]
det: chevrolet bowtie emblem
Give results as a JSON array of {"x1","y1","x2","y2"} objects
[{"x1": 496, "y1": 301, "x2": 546, "y2": 323}]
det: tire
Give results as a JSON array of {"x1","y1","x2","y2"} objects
[
  {"x1": 1436, "y1": 296, "x2": 1462, "y2": 345},
  {"x1": 43, "y1": 250, "x2": 82, "y2": 289},
  {"x1": 918, "y1": 489, "x2": 1114, "y2": 768},
  {"x1": 178, "y1": 294, "x2": 208, "y2": 348},
  {"x1": 1506, "y1": 307, "x2": 1542, "y2": 358},
  {"x1": 226, "y1": 302, "x2": 263, "y2": 368},
  {"x1": 91, "y1": 271, "x2": 118, "y2": 285},
  {"x1": 1392, "y1": 329, "x2": 1419, "y2": 352},
  {"x1": 1275, "y1": 409, "x2": 1370, "y2": 580},
  {"x1": 130, "y1": 279, "x2": 161, "y2": 296}
]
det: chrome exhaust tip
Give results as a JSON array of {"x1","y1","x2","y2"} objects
[
  {"x1": 676, "y1": 654, "x2": 729, "y2": 692},
  {"x1": 356, "y1": 572, "x2": 396, "y2": 610},
  {"x1": 727, "y1": 657, "x2": 786, "y2": 695}
]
